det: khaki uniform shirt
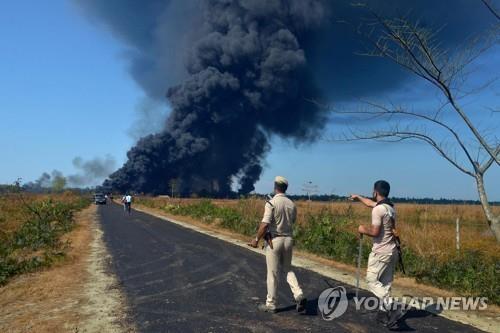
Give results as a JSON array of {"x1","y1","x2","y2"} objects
[{"x1": 261, "y1": 193, "x2": 296, "y2": 237}]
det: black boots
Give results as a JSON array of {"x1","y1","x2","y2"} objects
[
  {"x1": 296, "y1": 297, "x2": 307, "y2": 313},
  {"x1": 377, "y1": 304, "x2": 406, "y2": 328}
]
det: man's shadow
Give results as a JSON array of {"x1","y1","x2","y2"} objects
[
  {"x1": 386, "y1": 309, "x2": 437, "y2": 331},
  {"x1": 343, "y1": 291, "x2": 438, "y2": 332},
  {"x1": 275, "y1": 298, "x2": 319, "y2": 316}
]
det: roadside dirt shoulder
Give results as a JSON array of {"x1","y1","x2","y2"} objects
[{"x1": 0, "y1": 205, "x2": 135, "y2": 333}]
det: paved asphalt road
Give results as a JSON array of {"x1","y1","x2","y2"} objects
[{"x1": 97, "y1": 202, "x2": 483, "y2": 333}]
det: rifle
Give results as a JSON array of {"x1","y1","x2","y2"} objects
[
  {"x1": 392, "y1": 228, "x2": 405, "y2": 274},
  {"x1": 263, "y1": 227, "x2": 274, "y2": 250},
  {"x1": 247, "y1": 195, "x2": 274, "y2": 249}
]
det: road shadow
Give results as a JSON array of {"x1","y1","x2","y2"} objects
[
  {"x1": 275, "y1": 304, "x2": 295, "y2": 313},
  {"x1": 304, "y1": 298, "x2": 319, "y2": 316},
  {"x1": 275, "y1": 298, "x2": 319, "y2": 316},
  {"x1": 387, "y1": 308, "x2": 436, "y2": 331}
]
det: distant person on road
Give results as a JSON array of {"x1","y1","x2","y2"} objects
[
  {"x1": 248, "y1": 176, "x2": 306, "y2": 313},
  {"x1": 350, "y1": 180, "x2": 404, "y2": 327},
  {"x1": 122, "y1": 193, "x2": 132, "y2": 214},
  {"x1": 121, "y1": 195, "x2": 127, "y2": 211}
]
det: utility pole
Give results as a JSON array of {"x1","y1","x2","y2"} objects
[
  {"x1": 301, "y1": 181, "x2": 318, "y2": 201},
  {"x1": 169, "y1": 179, "x2": 177, "y2": 199}
]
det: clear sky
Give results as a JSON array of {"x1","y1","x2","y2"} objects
[{"x1": 0, "y1": 0, "x2": 498, "y2": 200}]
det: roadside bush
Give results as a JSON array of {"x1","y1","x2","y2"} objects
[
  {"x1": 0, "y1": 194, "x2": 89, "y2": 285},
  {"x1": 411, "y1": 250, "x2": 500, "y2": 304},
  {"x1": 219, "y1": 208, "x2": 255, "y2": 236},
  {"x1": 163, "y1": 200, "x2": 220, "y2": 223},
  {"x1": 294, "y1": 209, "x2": 372, "y2": 265},
  {"x1": 158, "y1": 200, "x2": 257, "y2": 235}
]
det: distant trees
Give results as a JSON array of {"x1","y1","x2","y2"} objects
[{"x1": 51, "y1": 173, "x2": 67, "y2": 192}]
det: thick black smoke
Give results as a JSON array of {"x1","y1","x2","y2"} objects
[
  {"x1": 98, "y1": 0, "x2": 330, "y2": 195},
  {"x1": 127, "y1": 98, "x2": 169, "y2": 140},
  {"x1": 75, "y1": 0, "x2": 496, "y2": 195}
]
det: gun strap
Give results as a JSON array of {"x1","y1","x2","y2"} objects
[
  {"x1": 379, "y1": 204, "x2": 397, "y2": 236},
  {"x1": 380, "y1": 204, "x2": 406, "y2": 274}
]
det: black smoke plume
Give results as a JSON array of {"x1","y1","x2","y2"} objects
[
  {"x1": 95, "y1": 0, "x2": 330, "y2": 195},
  {"x1": 75, "y1": 0, "x2": 495, "y2": 195}
]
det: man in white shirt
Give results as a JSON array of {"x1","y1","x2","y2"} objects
[
  {"x1": 122, "y1": 193, "x2": 132, "y2": 214},
  {"x1": 350, "y1": 180, "x2": 404, "y2": 327}
]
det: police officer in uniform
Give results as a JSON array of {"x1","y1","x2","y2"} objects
[{"x1": 248, "y1": 176, "x2": 306, "y2": 313}]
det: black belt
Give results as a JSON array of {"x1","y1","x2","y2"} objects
[{"x1": 272, "y1": 234, "x2": 290, "y2": 238}]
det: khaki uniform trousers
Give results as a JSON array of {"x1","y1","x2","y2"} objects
[
  {"x1": 366, "y1": 250, "x2": 398, "y2": 307},
  {"x1": 265, "y1": 236, "x2": 304, "y2": 309}
]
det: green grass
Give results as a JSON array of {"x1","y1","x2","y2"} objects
[{"x1": 410, "y1": 250, "x2": 499, "y2": 304}]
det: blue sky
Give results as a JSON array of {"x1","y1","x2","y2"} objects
[{"x1": 0, "y1": 0, "x2": 498, "y2": 200}]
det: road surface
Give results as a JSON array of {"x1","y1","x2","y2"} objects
[{"x1": 97, "y1": 202, "x2": 483, "y2": 333}]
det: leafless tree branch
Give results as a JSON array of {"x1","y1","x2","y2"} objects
[
  {"x1": 481, "y1": 0, "x2": 500, "y2": 21},
  {"x1": 347, "y1": 128, "x2": 476, "y2": 177}
]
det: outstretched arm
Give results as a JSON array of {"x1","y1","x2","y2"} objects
[{"x1": 349, "y1": 194, "x2": 376, "y2": 208}]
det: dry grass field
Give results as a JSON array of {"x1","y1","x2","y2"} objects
[{"x1": 293, "y1": 200, "x2": 498, "y2": 259}]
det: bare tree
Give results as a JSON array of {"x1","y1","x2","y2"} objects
[{"x1": 326, "y1": 4, "x2": 500, "y2": 241}]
